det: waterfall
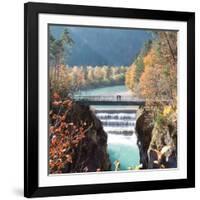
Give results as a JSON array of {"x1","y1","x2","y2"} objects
[
  {"x1": 93, "y1": 106, "x2": 140, "y2": 170},
  {"x1": 96, "y1": 112, "x2": 136, "y2": 136}
]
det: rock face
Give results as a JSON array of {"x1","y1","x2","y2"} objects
[
  {"x1": 135, "y1": 107, "x2": 154, "y2": 169},
  {"x1": 62, "y1": 102, "x2": 111, "y2": 173},
  {"x1": 135, "y1": 106, "x2": 177, "y2": 169}
]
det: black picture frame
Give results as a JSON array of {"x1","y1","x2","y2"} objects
[{"x1": 24, "y1": 2, "x2": 195, "y2": 198}]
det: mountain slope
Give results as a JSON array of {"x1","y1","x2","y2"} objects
[{"x1": 50, "y1": 25, "x2": 152, "y2": 66}]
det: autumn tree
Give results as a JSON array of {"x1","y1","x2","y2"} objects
[
  {"x1": 139, "y1": 32, "x2": 177, "y2": 101},
  {"x1": 125, "y1": 39, "x2": 152, "y2": 97},
  {"x1": 49, "y1": 64, "x2": 73, "y2": 99},
  {"x1": 125, "y1": 64, "x2": 136, "y2": 92}
]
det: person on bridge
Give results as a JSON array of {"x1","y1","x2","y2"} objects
[{"x1": 117, "y1": 95, "x2": 121, "y2": 101}]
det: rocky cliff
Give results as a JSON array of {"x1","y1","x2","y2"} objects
[
  {"x1": 135, "y1": 105, "x2": 177, "y2": 169},
  {"x1": 62, "y1": 102, "x2": 111, "y2": 173},
  {"x1": 49, "y1": 97, "x2": 111, "y2": 174}
]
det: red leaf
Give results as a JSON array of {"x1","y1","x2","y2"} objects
[{"x1": 52, "y1": 92, "x2": 60, "y2": 100}]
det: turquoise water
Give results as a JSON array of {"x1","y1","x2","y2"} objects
[
  {"x1": 108, "y1": 144, "x2": 140, "y2": 170},
  {"x1": 75, "y1": 85, "x2": 129, "y2": 96},
  {"x1": 107, "y1": 134, "x2": 140, "y2": 170}
]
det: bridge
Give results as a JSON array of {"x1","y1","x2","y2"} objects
[{"x1": 73, "y1": 95, "x2": 146, "y2": 106}]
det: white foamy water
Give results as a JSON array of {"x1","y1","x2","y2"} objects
[
  {"x1": 96, "y1": 112, "x2": 136, "y2": 120},
  {"x1": 94, "y1": 108, "x2": 140, "y2": 170},
  {"x1": 103, "y1": 126, "x2": 135, "y2": 132}
]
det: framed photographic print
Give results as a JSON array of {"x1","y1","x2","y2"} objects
[{"x1": 24, "y1": 2, "x2": 195, "y2": 198}]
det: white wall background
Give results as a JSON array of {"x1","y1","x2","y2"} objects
[{"x1": 0, "y1": 0, "x2": 199, "y2": 199}]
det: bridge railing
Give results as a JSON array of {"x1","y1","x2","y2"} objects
[
  {"x1": 73, "y1": 95, "x2": 144, "y2": 102},
  {"x1": 73, "y1": 95, "x2": 173, "y2": 103}
]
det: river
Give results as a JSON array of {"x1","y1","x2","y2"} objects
[
  {"x1": 76, "y1": 85, "x2": 140, "y2": 170},
  {"x1": 75, "y1": 85, "x2": 132, "y2": 96}
]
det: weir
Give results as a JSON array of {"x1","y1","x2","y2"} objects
[{"x1": 94, "y1": 106, "x2": 138, "y2": 136}]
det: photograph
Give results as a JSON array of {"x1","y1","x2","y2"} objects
[
  {"x1": 48, "y1": 25, "x2": 178, "y2": 174},
  {"x1": 24, "y1": 2, "x2": 195, "y2": 197}
]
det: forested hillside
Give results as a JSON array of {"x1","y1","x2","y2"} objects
[{"x1": 125, "y1": 31, "x2": 177, "y2": 101}]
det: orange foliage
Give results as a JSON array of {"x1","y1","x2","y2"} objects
[
  {"x1": 140, "y1": 64, "x2": 162, "y2": 99},
  {"x1": 49, "y1": 95, "x2": 88, "y2": 174},
  {"x1": 143, "y1": 49, "x2": 157, "y2": 67},
  {"x1": 125, "y1": 32, "x2": 177, "y2": 102},
  {"x1": 125, "y1": 64, "x2": 136, "y2": 91},
  {"x1": 139, "y1": 34, "x2": 177, "y2": 101}
]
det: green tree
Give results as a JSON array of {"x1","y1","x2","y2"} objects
[
  {"x1": 61, "y1": 28, "x2": 74, "y2": 64},
  {"x1": 49, "y1": 28, "x2": 74, "y2": 67}
]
